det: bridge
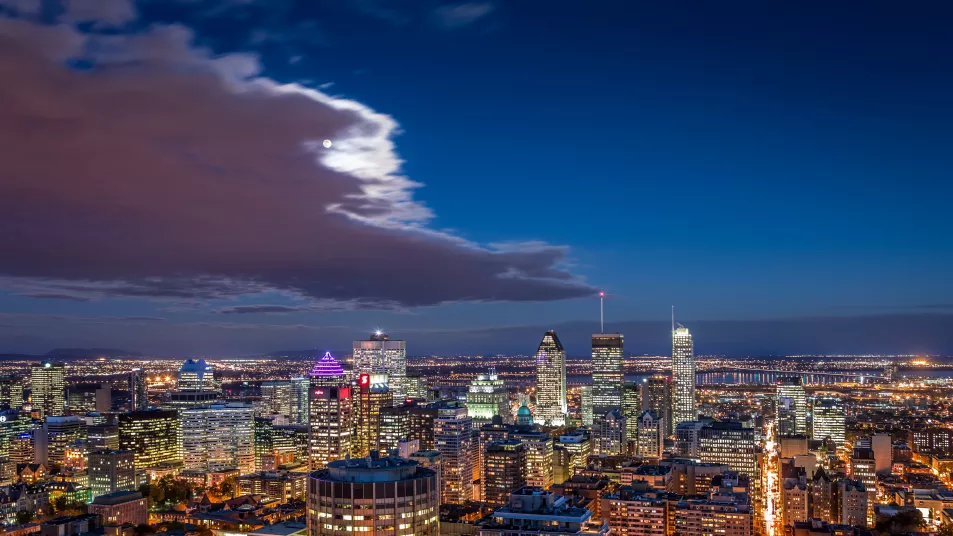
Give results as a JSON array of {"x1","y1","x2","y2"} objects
[{"x1": 697, "y1": 367, "x2": 887, "y2": 385}]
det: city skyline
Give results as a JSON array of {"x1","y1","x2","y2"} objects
[{"x1": 0, "y1": 0, "x2": 951, "y2": 356}]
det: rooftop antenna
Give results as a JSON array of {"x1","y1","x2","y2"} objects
[
  {"x1": 671, "y1": 305, "x2": 675, "y2": 334},
  {"x1": 599, "y1": 292, "x2": 605, "y2": 334}
]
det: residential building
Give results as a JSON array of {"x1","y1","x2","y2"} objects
[
  {"x1": 181, "y1": 403, "x2": 255, "y2": 474},
  {"x1": 483, "y1": 440, "x2": 527, "y2": 508}
]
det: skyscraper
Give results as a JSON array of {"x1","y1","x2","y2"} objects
[
  {"x1": 178, "y1": 359, "x2": 214, "y2": 391},
  {"x1": 698, "y1": 421, "x2": 757, "y2": 478},
  {"x1": 812, "y1": 397, "x2": 846, "y2": 450},
  {"x1": 353, "y1": 332, "x2": 407, "y2": 404},
  {"x1": 671, "y1": 324, "x2": 696, "y2": 427},
  {"x1": 777, "y1": 377, "x2": 808, "y2": 435},
  {"x1": 511, "y1": 428, "x2": 554, "y2": 490},
  {"x1": 643, "y1": 376, "x2": 672, "y2": 436},
  {"x1": 290, "y1": 376, "x2": 310, "y2": 425},
  {"x1": 308, "y1": 352, "x2": 353, "y2": 470},
  {"x1": 591, "y1": 333, "x2": 624, "y2": 415},
  {"x1": 36, "y1": 415, "x2": 86, "y2": 465},
  {"x1": 621, "y1": 382, "x2": 642, "y2": 442},
  {"x1": 31, "y1": 362, "x2": 65, "y2": 418},
  {"x1": 260, "y1": 380, "x2": 293, "y2": 418},
  {"x1": 128, "y1": 370, "x2": 147, "y2": 411},
  {"x1": 181, "y1": 402, "x2": 255, "y2": 475},
  {"x1": 580, "y1": 386, "x2": 594, "y2": 426},
  {"x1": 0, "y1": 375, "x2": 24, "y2": 411},
  {"x1": 534, "y1": 331, "x2": 567, "y2": 427},
  {"x1": 434, "y1": 403, "x2": 473, "y2": 505},
  {"x1": 483, "y1": 440, "x2": 527, "y2": 507},
  {"x1": 466, "y1": 367, "x2": 511, "y2": 425},
  {"x1": 118, "y1": 410, "x2": 182, "y2": 470},
  {"x1": 355, "y1": 372, "x2": 390, "y2": 457}
]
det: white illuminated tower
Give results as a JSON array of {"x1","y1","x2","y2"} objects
[
  {"x1": 353, "y1": 332, "x2": 406, "y2": 404},
  {"x1": 534, "y1": 330, "x2": 567, "y2": 426},
  {"x1": 671, "y1": 310, "x2": 696, "y2": 427}
]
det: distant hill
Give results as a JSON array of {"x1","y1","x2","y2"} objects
[{"x1": 45, "y1": 348, "x2": 143, "y2": 358}]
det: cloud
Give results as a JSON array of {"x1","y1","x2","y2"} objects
[
  {"x1": 433, "y1": 2, "x2": 493, "y2": 28},
  {"x1": 216, "y1": 304, "x2": 314, "y2": 314},
  {"x1": 0, "y1": 1, "x2": 595, "y2": 310},
  {"x1": 17, "y1": 293, "x2": 93, "y2": 302}
]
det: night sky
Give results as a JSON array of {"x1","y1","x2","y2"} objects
[{"x1": 0, "y1": 0, "x2": 951, "y2": 356}]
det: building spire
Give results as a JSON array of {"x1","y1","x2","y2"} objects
[{"x1": 599, "y1": 291, "x2": 605, "y2": 334}]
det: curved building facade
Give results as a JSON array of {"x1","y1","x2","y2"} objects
[{"x1": 308, "y1": 455, "x2": 439, "y2": 536}]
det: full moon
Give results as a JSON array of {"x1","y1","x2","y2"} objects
[{"x1": 323, "y1": 139, "x2": 332, "y2": 148}]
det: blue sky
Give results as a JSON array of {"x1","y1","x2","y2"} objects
[{"x1": 0, "y1": 0, "x2": 950, "y2": 355}]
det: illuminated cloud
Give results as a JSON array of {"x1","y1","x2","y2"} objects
[{"x1": 0, "y1": 0, "x2": 595, "y2": 309}]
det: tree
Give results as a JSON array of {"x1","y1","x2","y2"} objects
[
  {"x1": 15, "y1": 510, "x2": 34, "y2": 526},
  {"x1": 133, "y1": 524, "x2": 155, "y2": 536}
]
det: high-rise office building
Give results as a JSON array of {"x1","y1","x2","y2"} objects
[
  {"x1": 88, "y1": 424, "x2": 120, "y2": 451},
  {"x1": 636, "y1": 410, "x2": 663, "y2": 459},
  {"x1": 89, "y1": 450, "x2": 137, "y2": 498},
  {"x1": 592, "y1": 409, "x2": 627, "y2": 456},
  {"x1": 66, "y1": 383, "x2": 111, "y2": 414},
  {"x1": 466, "y1": 367, "x2": 510, "y2": 425},
  {"x1": 254, "y1": 417, "x2": 274, "y2": 471},
  {"x1": 260, "y1": 380, "x2": 293, "y2": 418},
  {"x1": 643, "y1": 376, "x2": 672, "y2": 436},
  {"x1": 434, "y1": 404, "x2": 473, "y2": 505},
  {"x1": 309, "y1": 353, "x2": 353, "y2": 470},
  {"x1": 181, "y1": 402, "x2": 255, "y2": 474},
  {"x1": 355, "y1": 373, "x2": 390, "y2": 457},
  {"x1": 35, "y1": 415, "x2": 86, "y2": 465},
  {"x1": 777, "y1": 377, "x2": 808, "y2": 435},
  {"x1": 591, "y1": 334, "x2": 623, "y2": 415},
  {"x1": 290, "y1": 376, "x2": 310, "y2": 425},
  {"x1": 557, "y1": 431, "x2": 591, "y2": 474},
  {"x1": 671, "y1": 325, "x2": 696, "y2": 427},
  {"x1": 812, "y1": 397, "x2": 846, "y2": 449},
  {"x1": 118, "y1": 410, "x2": 182, "y2": 470},
  {"x1": 31, "y1": 362, "x2": 65, "y2": 419},
  {"x1": 621, "y1": 382, "x2": 642, "y2": 442},
  {"x1": 698, "y1": 422, "x2": 757, "y2": 478},
  {"x1": 178, "y1": 359, "x2": 214, "y2": 391},
  {"x1": 379, "y1": 400, "x2": 439, "y2": 454},
  {"x1": 580, "y1": 386, "x2": 594, "y2": 426},
  {"x1": 483, "y1": 440, "x2": 527, "y2": 507},
  {"x1": 307, "y1": 454, "x2": 439, "y2": 536},
  {"x1": 353, "y1": 332, "x2": 407, "y2": 404},
  {"x1": 534, "y1": 331, "x2": 567, "y2": 427},
  {"x1": 405, "y1": 374, "x2": 429, "y2": 400},
  {"x1": 128, "y1": 370, "x2": 147, "y2": 411},
  {"x1": 0, "y1": 376, "x2": 24, "y2": 411}
]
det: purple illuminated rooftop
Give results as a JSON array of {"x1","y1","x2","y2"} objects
[{"x1": 310, "y1": 351, "x2": 345, "y2": 377}]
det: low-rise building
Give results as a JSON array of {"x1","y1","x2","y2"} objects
[{"x1": 88, "y1": 491, "x2": 148, "y2": 527}]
